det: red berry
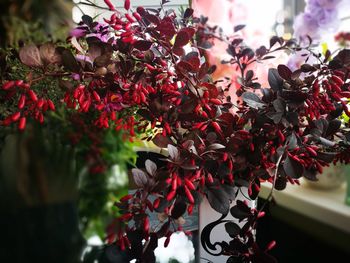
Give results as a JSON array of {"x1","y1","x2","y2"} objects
[
  {"x1": 124, "y1": 0, "x2": 130, "y2": 10},
  {"x1": 11, "y1": 112, "x2": 21, "y2": 122},
  {"x1": 3, "y1": 81, "x2": 15, "y2": 90},
  {"x1": 18, "y1": 95, "x2": 26, "y2": 109},
  {"x1": 18, "y1": 117, "x2": 26, "y2": 131}
]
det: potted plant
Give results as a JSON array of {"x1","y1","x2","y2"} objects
[{"x1": 1, "y1": 1, "x2": 350, "y2": 262}]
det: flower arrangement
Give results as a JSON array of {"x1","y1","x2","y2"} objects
[{"x1": 1, "y1": 0, "x2": 350, "y2": 262}]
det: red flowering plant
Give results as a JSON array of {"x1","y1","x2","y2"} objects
[{"x1": 1, "y1": 0, "x2": 350, "y2": 262}]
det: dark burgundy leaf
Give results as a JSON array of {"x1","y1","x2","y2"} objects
[
  {"x1": 286, "y1": 132, "x2": 298, "y2": 150},
  {"x1": 234, "y1": 24, "x2": 245, "y2": 32},
  {"x1": 272, "y1": 98, "x2": 285, "y2": 113},
  {"x1": 245, "y1": 70, "x2": 254, "y2": 81},
  {"x1": 256, "y1": 46, "x2": 267, "y2": 57},
  {"x1": 39, "y1": 43, "x2": 60, "y2": 65},
  {"x1": 329, "y1": 49, "x2": 350, "y2": 69},
  {"x1": 62, "y1": 49, "x2": 80, "y2": 72},
  {"x1": 156, "y1": 19, "x2": 176, "y2": 39},
  {"x1": 242, "y1": 92, "x2": 266, "y2": 109},
  {"x1": 134, "y1": 40, "x2": 153, "y2": 51},
  {"x1": 291, "y1": 69, "x2": 301, "y2": 80},
  {"x1": 261, "y1": 88, "x2": 274, "y2": 102},
  {"x1": 277, "y1": 64, "x2": 292, "y2": 80},
  {"x1": 268, "y1": 68, "x2": 283, "y2": 92},
  {"x1": 300, "y1": 64, "x2": 316, "y2": 72},
  {"x1": 225, "y1": 222, "x2": 240, "y2": 237},
  {"x1": 316, "y1": 152, "x2": 336, "y2": 163},
  {"x1": 207, "y1": 188, "x2": 230, "y2": 215},
  {"x1": 231, "y1": 38, "x2": 243, "y2": 47},
  {"x1": 266, "y1": 112, "x2": 283, "y2": 124},
  {"x1": 171, "y1": 201, "x2": 187, "y2": 219},
  {"x1": 230, "y1": 201, "x2": 250, "y2": 221},
  {"x1": 241, "y1": 48, "x2": 254, "y2": 60},
  {"x1": 19, "y1": 44, "x2": 42, "y2": 67},
  {"x1": 168, "y1": 144, "x2": 180, "y2": 160},
  {"x1": 174, "y1": 30, "x2": 190, "y2": 48},
  {"x1": 173, "y1": 46, "x2": 185, "y2": 56},
  {"x1": 319, "y1": 137, "x2": 336, "y2": 147},
  {"x1": 137, "y1": 109, "x2": 152, "y2": 120},
  {"x1": 177, "y1": 60, "x2": 193, "y2": 74},
  {"x1": 184, "y1": 8, "x2": 194, "y2": 18},
  {"x1": 281, "y1": 90, "x2": 307, "y2": 102},
  {"x1": 145, "y1": 159, "x2": 157, "y2": 176},
  {"x1": 329, "y1": 104, "x2": 344, "y2": 119},
  {"x1": 153, "y1": 134, "x2": 173, "y2": 148},
  {"x1": 221, "y1": 184, "x2": 236, "y2": 200},
  {"x1": 94, "y1": 53, "x2": 112, "y2": 67},
  {"x1": 325, "y1": 119, "x2": 341, "y2": 137},
  {"x1": 82, "y1": 15, "x2": 93, "y2": 26},
  {"x1": 132, "y1": 168, "x2": 148, "y2": 187},
  {"x1": 251, "y1": 82, "x2": 261, "y2": 89},
  {"x1": 283, "y1": 156, "x2": 304, "y2": 178},
  {"x1": 286, "y1": 112, "x2": 299, "y2": 126},
  {"x1": 181, "y1": 27, "x2": 196, "y2": 39},
  {"x1": 198, "y1": 62, "x2": 209, "y2": 79},
  {"x1": 183, "y1": 52, "x2": 200, "y2": 71},
  {"x1": 270, "y1": 36, "x2": 282, "y2": 47},
  {"x1": 207, "y1": 65, "x2": 217, "y2": 74},
  {"x1": 144, "y1": 13, "x2": 161, "y2": 25}
]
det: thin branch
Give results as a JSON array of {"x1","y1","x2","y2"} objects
[
  {"x1": 78, "y1": 1, "x2": 111, "y2": 11},
  {"x1": 258, "y1": 148, "x2": 285, "y2": 213}
]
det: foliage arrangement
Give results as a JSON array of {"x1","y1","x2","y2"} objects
[{"x1": 1, "y1": 0, "x2": 350, "y2": 262}]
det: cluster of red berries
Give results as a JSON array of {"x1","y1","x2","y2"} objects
[{"x1": 2, "y1": 80, "x2": 55, "y2": 130}]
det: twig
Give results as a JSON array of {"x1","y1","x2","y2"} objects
[{"x1": 258, "y1": 148, "x2": 285, "y2": 213}]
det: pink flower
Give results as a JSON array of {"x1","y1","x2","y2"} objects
[{"x1": 70, "y1": 28, "x2": 87, "y2": 38}]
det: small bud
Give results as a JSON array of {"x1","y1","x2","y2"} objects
[
  {"x1": 103, "y1": 0, "x2": 115, "y2": 11},
  {"x1": 11, "y1": 112, "x2": 21, "y2": 122},
  {"x1": 28, "y1": 90, "x2": 38, "y2": 102},
  {"x1": 124, "y1": 0, "x2": 130, "y2": 10},
  {"x1": 18, "y1": 95, "x2": 26, "y2": 109},
  {"x1": 266, "y1": 240, "x2": 276, "y2": 251},
  {"x1": 18, "y1": 117, "x2": 26, "y2": 131},
  {"x1": 166, "y1": 190, "x2": 176, "y2": 201},
  {"x1": 3, "y1": 81, "x2": 15, "y2": 90},
  {"x1": 184, "y1": 185, "x2": 194, "y2": 204}
]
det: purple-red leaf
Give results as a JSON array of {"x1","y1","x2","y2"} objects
[
  {"x1": 19, "y1": 45, "x2": 42, "y2": 67},
  {"x1": 153, "y1": 134, "x2": 173, "y2": 148},
  {"x1": 134, "y1": 40, "x2": 153, "y2": 51},
  {"x1": 132, "y1": 168, "x2": 148, "y2": 187},
  {"x1": 174, "y1": 30, "x2": 190, "y2": 48},
  {"x1": 145, "y1": 159, "x2": 157, "y2": 176},
  {"x1": 277, "y1": 64, "x2": 292, "y2": 80},
  {"x1": 234, "y1": 24, "x2": 246, "y2": 32}
]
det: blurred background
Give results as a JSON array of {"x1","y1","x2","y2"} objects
[{"x1": 0, "y1": 0, "x2": 350, "y2": 262}]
